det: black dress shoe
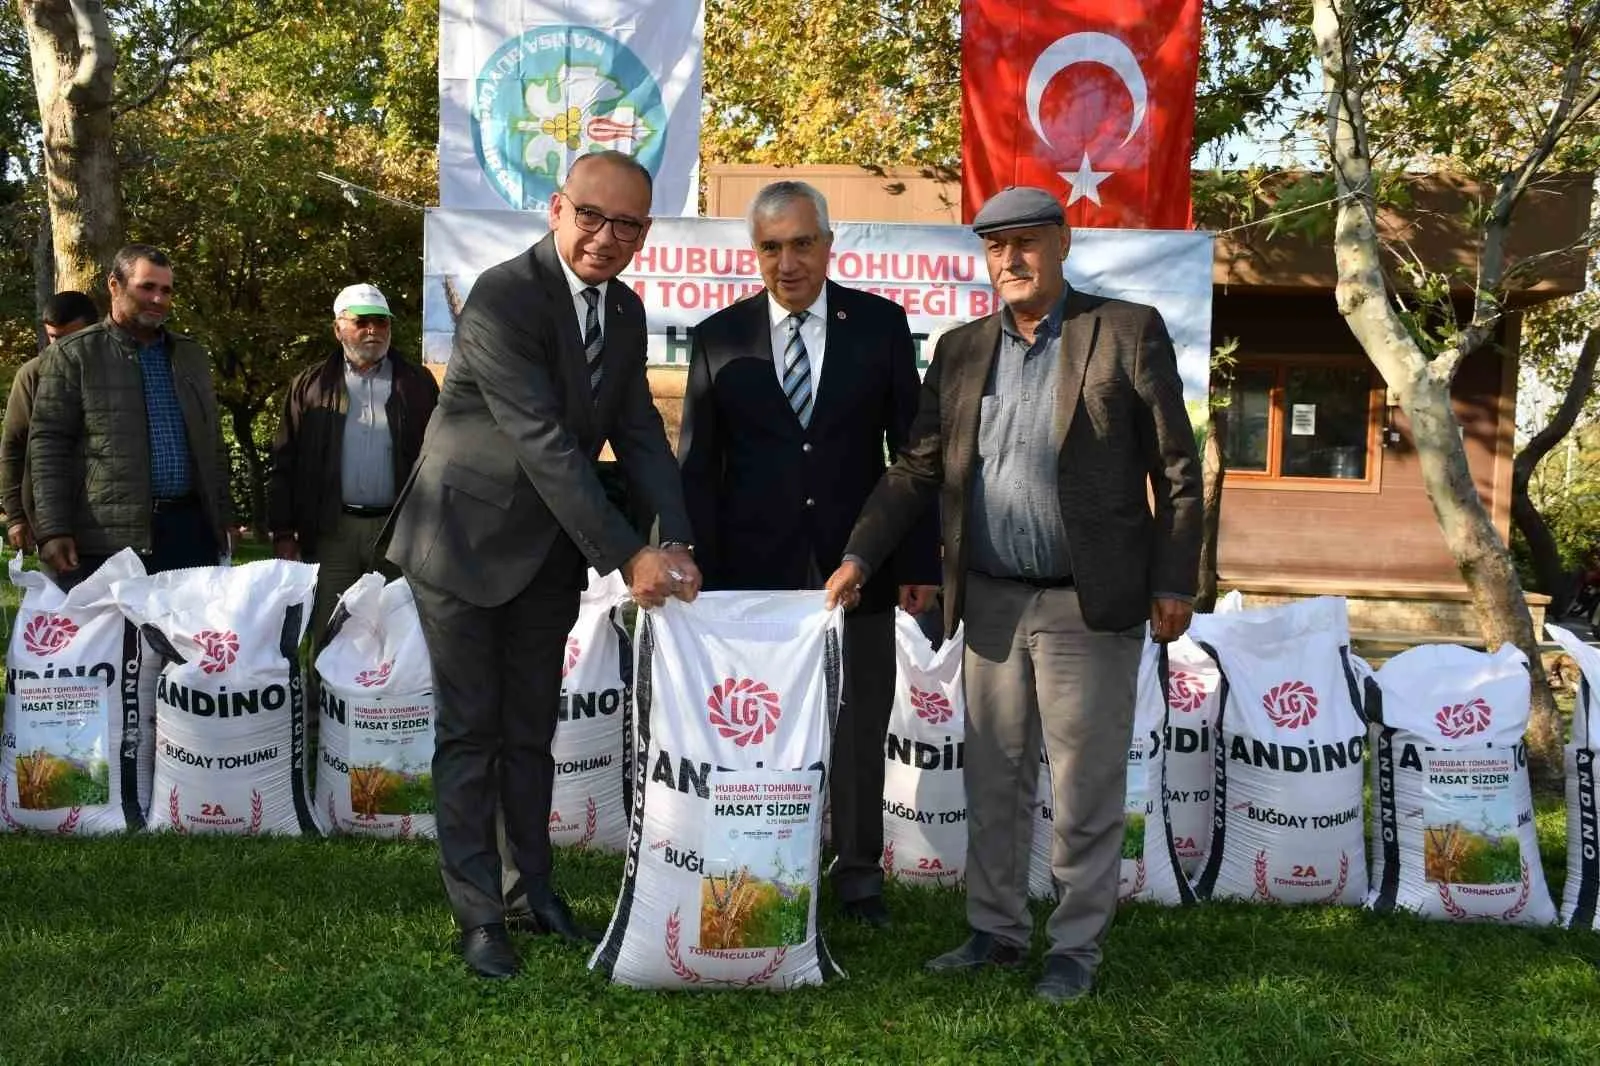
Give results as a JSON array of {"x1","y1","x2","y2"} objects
[
  {"x1": 924, "y1": 932, "x2": 1026, "y2": 973},
  {"x1": 1034, "y1": 955, "x2": 1094, "y2": 1003},
  {"x1": 507, "y1": 893, "x2": 600, "y2": 944},
  {"x1": 842, "y1": 896, "x2": 892, "y2": 929},
  {"x1": 460, "y1": 923, "x2": 519, "y2": 979}
]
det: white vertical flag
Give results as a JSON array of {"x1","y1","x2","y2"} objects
[{"x1": 438, "y1": 0, "x2": 705, "y2": 216}]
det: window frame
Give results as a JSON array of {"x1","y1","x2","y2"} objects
[{"x1": 1221, "y1": 356, "x2": 1385, "y2": 494}]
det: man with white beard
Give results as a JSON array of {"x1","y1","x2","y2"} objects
[{"x1": 268, "y1": 283, "x2": 439, "y2": 646}]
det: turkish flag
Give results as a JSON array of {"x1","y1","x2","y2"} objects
[{"x1": 961, "y1": 0, "x2": 1202, "y2": 229}]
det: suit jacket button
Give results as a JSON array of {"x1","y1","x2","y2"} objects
[
  {"x1": 802, "y1": 442, "x2": 813, "y2": 453},
  {"x1": 805, "y1": 498, "x2": 815, "y2": 507}
]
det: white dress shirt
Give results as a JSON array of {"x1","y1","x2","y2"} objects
[
  {"x1": 556, "y1": 254, "x2": 608, "y2": 341},
  {"x1": 768, "y1": 288, "x2": 828, "y2": 392}
]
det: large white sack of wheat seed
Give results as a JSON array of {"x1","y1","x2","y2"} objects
[
  {"x1": 1366, "y1": 642, "x2": 1553, "y2": 925},
  {"x1": 881, "y1": 611, "x2": 966, "y2": 889},
  {"x1": 112, "y1": 560, "x2": 319, "y2": 836},
  {"x1": 1, "y1": 549, "x2": 149, "y2": 834},
  {"x1": 547, "y1": 569, "x2": 632, "y2": 852},
  {"x1": 1547, "y1": 623, "x2": 1600, "y2": 929},
  {"x1": 1121, "y1": 640, "x2": 1197, "y2": 905},
  {"x1": 314, "y1": 573, "x2": 435, "y2": 839},
  {"x1": 591, "y1": 591, "x2": 844, "y2": 990},
  {"x1": 1158, "y1": 589, "x2": 1240, "y2": 874},
  {"x1": 1186, "y1": 597, "x2": 1368, "y2": 906}
]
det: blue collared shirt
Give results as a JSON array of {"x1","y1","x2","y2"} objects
[
  {"x1": 137, "y1": 337, "x2": 192, "y2": 498},
  {"x1": 965, "y1": 290, "x2": 1073, "y2": 581}
]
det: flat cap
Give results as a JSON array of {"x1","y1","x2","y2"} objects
[{"x1": 971, "y1": 186, "x2": 1066, "y2": 235}]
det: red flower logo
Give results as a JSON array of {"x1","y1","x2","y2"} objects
[
  {"x1": 355, "y1": 661, "x2": 393, "y2": 688},
  {"x1": 910, "y1": 687, "x2": 954, "y2": 725},
  {"x1": 562, "y1": 637, "x2": 580, "y2": 679},
  {"x1": 1263, "y1": 680, "x2": 1319, "y2": 729},
  {"x1": 707, "y1": 678, "x2": 782, "y2": 747},
  {"x1": 1166, "y1": 670, "x2": 1209, "y2": 712},
  {"x1": 194, "y1": 630, "x2": 240, "y2": 675},
  {"x1": 22, "y1": 613, "x2": 78, "y2": 657},
  {"x1": 1436, "y1": 697, "x2": 1492, "y2": 739}
]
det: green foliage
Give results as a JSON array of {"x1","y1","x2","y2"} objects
[{"x1": 1515, "y1": 423, "x2": 1600, "y2": 580}]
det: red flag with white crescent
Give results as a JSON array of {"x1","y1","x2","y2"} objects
[{"x1": 960, "y1": 0, "x2": 1202, "y2": 229}]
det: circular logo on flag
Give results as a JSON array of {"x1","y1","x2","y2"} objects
[
  {"x1": 707, "y1": 678, "x2": 782, "y2": 747},
  {"x1": 1263, "y1": 680, "x2": 1318, "y2": 729},
  {"x1": 356, "y1": 661, "x2": 394, "y2": 689},
  {"x1": 1436, "y1": 697, "x2": 1492, "y2": 739},
  {"x1": 471, "y1": 25, "x2": 667, "y2": 210},
  {"x1": 910, "y1": 687, "x2": 954, "y2": 725},
  {"x1": 22, "y1": 613, "x2": 78, "y2": 656},
  {"x1": 194, "y1": 630, "x2": 241, "y2": 675}
]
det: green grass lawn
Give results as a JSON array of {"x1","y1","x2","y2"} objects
[
  {"x1": 3, "y1": 562, "x2": 1598, "y2": 1062},
  {"x1": 1, "y1": 798, "x2": 1598, "y2": 1066}
]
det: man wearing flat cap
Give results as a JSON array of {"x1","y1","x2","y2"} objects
[{"x1": 825, "y1": 186, "x2": 1201, "y2": 1002}]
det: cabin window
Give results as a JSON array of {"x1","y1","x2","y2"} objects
[{"x1": 1221, "y1": 359, "x2": 1381, "y2": 488}]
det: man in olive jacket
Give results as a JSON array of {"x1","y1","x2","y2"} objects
[
  {"x1": 30, "y1": 245, "x2": 232, "y2": 587},
  {"x1": 267, "y1": 283, "x2": 440, "y2": 644}
]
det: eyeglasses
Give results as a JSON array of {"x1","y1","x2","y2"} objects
[
  {"x1": 561, "y1": 195, "x2": 647, "y2": 243},
  {"x1": 341, "y1": 315, "x2": 391, "y2": 329}
]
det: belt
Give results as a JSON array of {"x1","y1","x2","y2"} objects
[
  {"x1": 976, "y1": 570, "x2": 1074, "y2": 589},
  {"x1": 342, "y1": 504, "x2": 392, "y2": 518},
  {"x1": 151, "y1": 494, "x2": 199, "y2": 513}
]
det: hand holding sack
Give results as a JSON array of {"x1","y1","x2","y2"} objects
[
  {"x1": 112, "y1": 560, "x2": 319, "y2": 836},
  {"x1": 548, "y1": 570, "x2": 632, "y2": 852},
  {"x1": 314, "y1": 573, "x2": 436, "y2": 839},
  {"x1": 881, "y1": 611, "x2": 967, "y2": 888},
  {"x1": 1, "y1": 549, "x2": 149, "y2": 833},
  {"x1": 591, "y1": 592, "x2": 844, "y2": 990}
]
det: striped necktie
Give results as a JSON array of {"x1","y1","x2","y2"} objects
[
  {"x1": 781, "y1": 311, "x2": 813, "y2": 427},
  {"x1": 582, "y1": 287, "x2": 604, "y2": 398}
]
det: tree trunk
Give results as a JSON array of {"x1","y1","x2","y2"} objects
[
  {"x1": 1512, "y1": 328, "x2": 1600, "y2": 612},
  {"x1": 224, "y1": 401, "x2": 268, "y2": 537},
  {"x1": 1312, "y1": 0, "x2": 1562, "y2": 783},
  {"x1": 17, "y1": 0, "x2": 124, "y2": 294},
  {"x1": 1195, "y1": 405, "x2": 1227, "y2": 612}
]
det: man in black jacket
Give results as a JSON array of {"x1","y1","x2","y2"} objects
[{"x1": 268, "y1": 283, "x2": 439, "y2": 645}]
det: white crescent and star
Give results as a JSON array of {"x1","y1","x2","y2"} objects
[{"x1": 1024, "y1": 31, "x2": 1149, "y2": 207}]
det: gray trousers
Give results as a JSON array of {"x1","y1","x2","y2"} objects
[
  {"x1": 307, "y1": 510, "x2": 397, "y2": 652},
  {"x1": 961, "y1": 571, "x2": 1141, "y2": 970}
]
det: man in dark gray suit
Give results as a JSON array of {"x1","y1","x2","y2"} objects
[
  {"x1": 386, "y1": 150, "x2": 700, "y2": 979},
  {"x1": 826, "y1": 187, "x2": 1201, "y2": 1003}
]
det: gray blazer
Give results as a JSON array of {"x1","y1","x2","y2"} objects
[
  {"x1": 385, "y1": 235, "x2": 691, "y2": 608},
  {"x1": 844, "y1": 288, "x2": 1202, "y2": 635}
]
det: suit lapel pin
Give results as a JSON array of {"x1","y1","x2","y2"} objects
[{"x1": 836, "y1": 310, "x2": 846, "y2": 320}]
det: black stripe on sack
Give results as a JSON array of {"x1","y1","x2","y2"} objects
[
  {"x1": 1573, "y1": 674, "x2": 1600, "y2": 929},
  {"x1": 1574, "y1": 746, "x2": 1600, "y2": 929},
  {"x1": 1192, "y1": 641, "x2": 1228, "y2": 899},
  {"x1": 280, "y1": 603, "x2": 317, "y2": 835},
  {"x1": 117, "y1": 620, "x2": 143, "y2": 830},
  {"x1": 611, "y1": 607, "x2": 635, "y2": 824},
  {"x1": 1373, "y1": 725, "x2": 1400, "y2": 912},
  {"x1": 1156, "y1": 644, "x2": 1196, "y2": 906},
  {"x1": 1339, "y1": 646, "x2": 1370, "y2": 724},
  {"x1": 816, "y1": 623, "x2": 845, "y2": 981},
  {"x1": 592, "y1": 613, "x2": 655, "y2": 977}
]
